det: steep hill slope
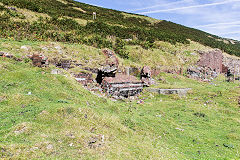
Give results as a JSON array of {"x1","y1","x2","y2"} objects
[{"x1": 0, "y1": 0, "x2": 240, "y2": 57}]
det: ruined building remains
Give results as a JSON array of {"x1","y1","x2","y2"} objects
[
  {"x1": 187, "y1": 49, "x2": 231, "y2": 80},
  {"x1": 97, "y1": 49, "x2": 144, "y2": 97},
  {"x1": 96, "y1": 49, "x2": 119, "y2": 84},
  {"x1": 141, "y1": 66, "x2": 155, "y2": 87},
  {"x1": 197, "y1": 49, "x2": 223, "y2": 73},
  {"x1": 74, "y1": 73, "x2": 93, "y2": 86},
  {"x1": 102, "y1": 74, "x2": 143, "y2": 98},
  {"x1": 29, "y1": 54, "x2": 48, "y2": 67}
]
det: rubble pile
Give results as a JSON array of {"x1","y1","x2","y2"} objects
[{"x1": 141, "y1": 66, "x2": 155, "y2": 87}]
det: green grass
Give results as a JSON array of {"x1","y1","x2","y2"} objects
[{"x1": 1, "y1": 52, "x2": 240, "y2": 159}]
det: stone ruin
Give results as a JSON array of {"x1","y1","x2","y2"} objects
[
  {"x1": 74, "y1": 73, "x2": 93, "y2": 86},
  {"x1": 96, "y1": 49, "x2": 144, "y2": 98},
  {"x1": 102, "y1": 74, "x2": 143, "y2": 98},
  {"x1": 197, "y1": 49, "x2": 223, "y2": 73},
  {"x1": 0, "y1": 52, "x2": 22, "y2": 61},
  {"x1": 28, "y1": 54, "x2": 48, "y2": 67},
  {"x1": 187, "y1": 49, "x2": 231, "y2": 81},
  {"x1": 0, "y1": 52, "x2": 13, "y2": 58},
  {"x1": 55, "y1": 59, "x2": 76, "y2": 70},
  {"x1": 141, "y1": 66, "x2": 155, "y2": 87},
  {"x1": 96, "y1": 49, "x2": 119, "y2": 84},
  {"x1": 223, "y1": 56, "x2": 240, "y2": 80}
]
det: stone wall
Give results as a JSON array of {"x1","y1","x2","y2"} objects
[
  {"x1": 223, "y1": 56, "x2": 240, "y2": 75},
  {"x1": 197, "y1": 49, "x2": 223, "y2": 73}
]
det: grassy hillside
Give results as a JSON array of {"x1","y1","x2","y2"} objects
[
  {"x1": 0, "y1": 39, "x2": 240, "y2": 159},
  {"x1": 0, "y1": 0, "x2": 240, "y2": 57},
  {"x1": 1, "y1": 1, "x2": 240, "y2": 159},
  {"x1": 1, "y1": 50, "x2": 240, "y2": 159}
]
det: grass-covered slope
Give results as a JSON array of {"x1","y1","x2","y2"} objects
[
  {"x1": 0, "y1": 0, "x2": 240, "y2": 57},
  {"x1": 1, "y1": 48, "x2": 240, "y2": 159}
]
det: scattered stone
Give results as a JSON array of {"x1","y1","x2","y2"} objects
[
  {"x1": 205, "y1": 100, "x2": 213, "y2": 104},
  {"x1": 69, "y1": 143, "x2": 74, "y2": 147},
  {"x1": 40, "y1": 110, "x2": 49, "y2": 115},
  {"x1": 31, "y1": 147, "x2": 39, "y2": 151},
  {"x1": 137, "y1": 100, "x2": 144, "y2": 104},
  {"x1": 0, "y1": 52, "x2": 4, "y2": 57},
  {"x1": 0, "y1": 52, "x2": 13, "y2": 58},
  {"x1": 51, "y1": 69, "x2": 62, "y2": 75},
  {"x1": 193, "y1": 112, "x2": 206, "y2": 118},
  {"x1": 8, "y1": 7, "x2": 17, "y2": 11},
  {"x1": 87, "y1": 134, "x2": 104, "y2": 149},
  {"x1": 147, "y1": 88, "x2": 192, "y2": 96},
  {"x1": 175, "y1": 128, "x2": 184, "y2": 131},
  {"x1": 42, "y1": 47, "x2": 48, "y2": 51},
  {"x1": 190, "y1": 52, "x2": 197, "y2": 56},
  {"x1": 20, "y1": 46, "x2": 29, "y2": 51},
  {"x1": 46, "y1": 144, "x2": 53, "y2": 150},
  {"x1": 55, "y1": 46, "x2": 62, "y2": 50},
  {"x1": 14, "y1": 122, "x2": 30, "y2": 134},
  {"x1": 223, "y1": 143, "x2": 234, "y2": 149}
]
